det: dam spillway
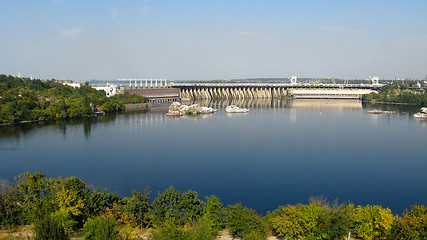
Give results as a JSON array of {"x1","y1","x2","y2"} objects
[
  {"x1": 173, "y1": 83, "x2": 381, "y2": 100},
  {"x1": 179, "y1": 86, "x2": 287, "y2": 100}
]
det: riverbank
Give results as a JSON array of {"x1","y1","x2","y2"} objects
[
  {"x1": 362, "y1": 87, "x2": 427, "y2": 107},
  {"x1": 0, "y1": 103, "x2": 154, "y2": 127}
]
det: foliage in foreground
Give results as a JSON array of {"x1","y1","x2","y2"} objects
[
  {"x1": 33, "y1": 215, "x2": 69, "y2": 240},
  {"x1": 83, "y1": 216, "x2": 119, "y2": 240},
  {"x1": 389, "y1": 205, "x2": 427, "y2": 240},
  {"x1": 1, "y1": 172, "x2": 426, "y2": 240},
  {"x1": 226, "y1": 203, "x2": 266, "y2": 239}
]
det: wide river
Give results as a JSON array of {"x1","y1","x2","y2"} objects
[{"x1": 1, "y1": 99, "x2": 426, "y2": 215}]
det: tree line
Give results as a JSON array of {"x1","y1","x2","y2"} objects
[
  {"x1": 0, "y1": 172, "x2": 426, "y2": 240},
  {"x1": 363, "y1": 81, "x2": 427, "y2": 106},
  {"x1": 0, "y1": 75, "x2": 148, "y2": 124}
]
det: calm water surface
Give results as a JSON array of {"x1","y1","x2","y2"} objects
[{"x1": 1, "y1": 99, "x2": 426, "y2": 214}]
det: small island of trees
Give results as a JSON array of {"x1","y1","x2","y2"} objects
[{"x1": 0, "y1": 172, "x2": 426, "y2": 240}]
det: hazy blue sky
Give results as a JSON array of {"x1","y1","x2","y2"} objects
[{"x1": 1, "y1": 0, "x2": 426, "y2": 81}]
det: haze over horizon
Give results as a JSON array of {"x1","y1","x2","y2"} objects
[{"x1": 1, "y1": 0, "x2": 426, "y2": 81}]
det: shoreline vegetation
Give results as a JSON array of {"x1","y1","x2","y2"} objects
[
  {"x1": 0, "y1": 75, "x2": 149, "y2": 126},
  {"x1": 362, "y1": 81, "x2": 427, "y2": 106},
  {"x1": 1, "y1": 172, "x2": 426, "y2": 240}
]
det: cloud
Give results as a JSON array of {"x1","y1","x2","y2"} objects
[
  {"x1": 58, "y1": 28, "x2": 85, "y2": 39},
  {"x1": 240, "y1": 32, "x2": 259, "y2": 37},
  {"x1": 112, "y1": 10, "x2": 118, "y2": 19},
  {"x1": 317, "y1": 26, "x2": 361, "y2": 34}
]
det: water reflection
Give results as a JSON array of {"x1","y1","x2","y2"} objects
[
  {"x1": 0, "y1": 99, "x2": 421, "y2": 140},
  {"x1": 0, "y1": 114, "x2": 118, "y2": 141}
]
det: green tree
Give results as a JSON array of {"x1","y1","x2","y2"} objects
[
  {"x1": 51, "y1": 187, "x2": 85, "y2": 234},
  {"x1": 352, "y1": 205, "x2": 394, "y2": 240},
  {"x1": 34, "y1": 214, "x2": 70, "y2": 240},
  {"x1": 125, "y1": 187, "x2": 152, "y2": 228},
  {"x1": 85, "y1": 188, "x2": 120, "y2": 218},
  {"x1": 83, "y1": 216, "x2": 119, "y2": 240},
  {"x1": 13, "y1": 172, "x2": 59, "y2": 223},
  {"x1": 151, "y1": 221, "x2": 188, "y2": 240},
  {"x1": 226, "y1": 203, "x2": 266, "y2": 239},
  {"x1": 152, "y1": 186, "x2": 183, "y2": 225},
  {"x1": 318, "y1": 203, "x2": 354, "y2": 240},
  {"x1": 180, "y1": 190, "x2": 204, "y2": 223},
  {"x1": 0, "y1": 179, "x2": 24, "y2": 228},
  {"x1": 389, "y1": 205, "x2": 427, "y2": 240},
  {"x1": 189, "y1": 215, "x2": 219, "y2": 240},
  {"x1": 204, "y1": 195, "x2": 224, "y2": 231},
  {"x1": 266, "y1": 199, "x2": 329, "y2": 240}
]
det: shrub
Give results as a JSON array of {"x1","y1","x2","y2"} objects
[
  {"x1": 352, "y1": 205, "x2": 394, "y2": 240},
  {"x1": 33, "y1": 215, "x2": 70, "y2": 240},
  {"x1": 389, "y1": 205, "x2": 427, "y2": 240},
  {"x1": 0, "y1": 179, "x2": 24, "y2": 228},
  {"x1": 226, "y1": 203, "x2": 266, "y2": 239},
  {"x1": 266, "y1": 199, "x2": 330, "y2": 240},
  {"x1": 151, "y1": 221, "x2": 188, "y2": 240},
  {"x1": 204, "y1": 195, "x2": 224, "y2": 231},
  {"x1": 83, "y1": 216, "x2": 119, "y2": 240},
  {"x1": 318, "y1": 203, "x2": 354, "y2": 240},
  {"x1": 185, "y1": 108, "x2": 201, "y2": 115},
  {"x1": 190, "y1": 215, "x2": 218, "y2": 240}
]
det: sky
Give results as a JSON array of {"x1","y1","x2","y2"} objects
[{"x1": 1, "y1": 0, "x2": 426, "y2": 81}]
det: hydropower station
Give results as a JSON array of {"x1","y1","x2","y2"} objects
[{"x1": 106, "y1": 76, "x2": 382, "y2": 101}]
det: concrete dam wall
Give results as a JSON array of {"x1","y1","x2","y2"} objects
[{"x1": 179, "y1": 87, "x2": 288, "y2": 100}]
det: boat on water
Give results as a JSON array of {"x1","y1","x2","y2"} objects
[
  {"x1": 413, "y1": 113, "x2": 427, "y2": 118},
  {"x1": 413, "y1": 107, "x2": 427, "y2": 119},
  {"x1": 368, "y1": 110, "x2": 396, "y2": 114}
]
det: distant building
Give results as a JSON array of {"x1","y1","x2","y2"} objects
[{"x1": 94, "y1": 83, "x2": 117, "y2": 97}]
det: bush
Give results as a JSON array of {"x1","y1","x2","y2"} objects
[
  {"x1": 185, "y1": 108, "x2": 201, "y2": 115},
  {"x1": 318, "y1": 203, "x2": 354, "y2": 240},
  {"x1": 152, "y1": 216, "x2": 218, "y2": 240},
  {"x1": 190, "y1": 215, "x2": 218, "y2": 240},
  {"x1": 204, "y1": 195, "x2": 224, "y2": 231},
  {"x1": 83, "y1": 216, "x2": 119, "y2": 240},
  {"x1": 151, "y1": 221, "x2": 188, "y2": 240},
  {"x1": 266, "y1": 200, "x2": 329, "y2": 240},
  {"x1": 352, "y1": 205, "x2": 394, "y2": 240},
  {"x1": 0, "y1": 179, "x2": 24, "y2": 228},
  {"x1": 33, "y1": 215, "x2": 70, "y2": 240},
  {"x1": 389, "y1": 205, "x2": 427, "y2": 240},
  {"x1": 226, "y1": 203, "x2": 266, "y2": 239}
]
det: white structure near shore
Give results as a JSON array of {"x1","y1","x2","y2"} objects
[{"x1": 94, "y1": 83, "x2": 117, "y2": 97}]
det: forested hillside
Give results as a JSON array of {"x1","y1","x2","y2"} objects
[{"x1": 0, "y1": 75, "x2": 147, "y2": 124}]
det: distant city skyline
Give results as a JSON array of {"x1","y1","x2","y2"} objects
[{"x1": 1, "y1": 0, "x2": 426, "y2": 81}]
